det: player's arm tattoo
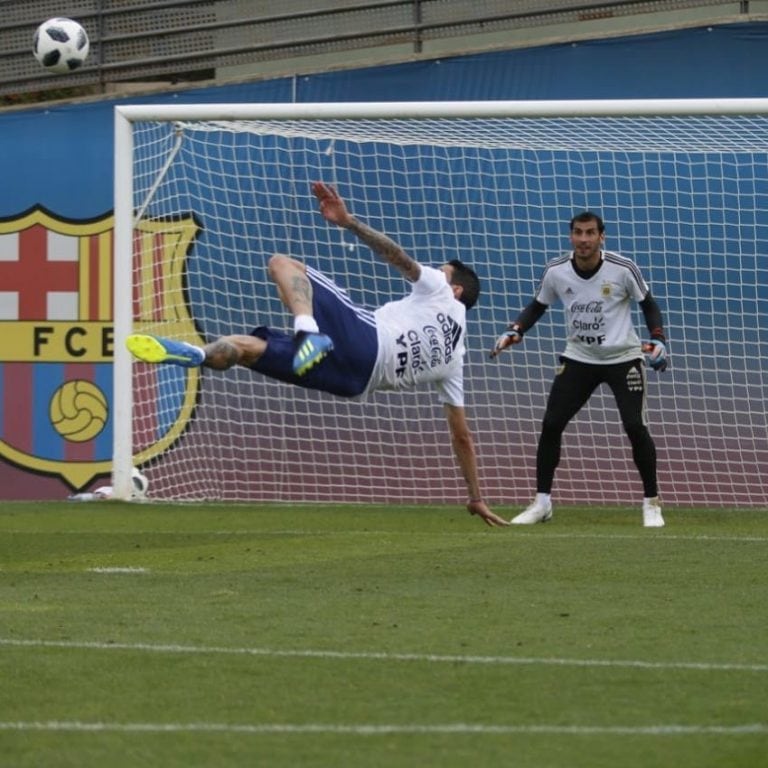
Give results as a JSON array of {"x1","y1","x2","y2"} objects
[{"x1": 346, "y1": 217, "x2": 420, "y2": 281}]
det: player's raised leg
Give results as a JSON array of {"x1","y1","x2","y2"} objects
[
  {"x1": 126, "y1": 334, "x2": 268, "y2": 370},
  {"x1": 268, "y1": 253, "x2": 334, "y2": 375},
  {"x1": 125, "y1": 334, "x2": 205, "y2": 367}
]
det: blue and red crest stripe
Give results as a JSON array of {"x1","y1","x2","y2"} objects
[{"x1": 0, "y1": 362, "x2": 113, "y2": 463}]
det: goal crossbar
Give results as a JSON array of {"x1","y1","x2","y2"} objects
[{"x1": 116, "y1": 98, "x2": 768, "y2": 121}]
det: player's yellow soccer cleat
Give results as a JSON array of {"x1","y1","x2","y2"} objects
[
  {"x1": 292, "y1": 332, "x2": 334, "y2": 376},
  {"x1": 125, "y1": 334, "x2": 205, "y2": 368}
]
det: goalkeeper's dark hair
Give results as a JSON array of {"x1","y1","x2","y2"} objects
[
  {"x1": 448, "y1": 259, "x2": 480, "y2": 310},
  {"x1": 570, "y1": 210, "x2": 605, "y2": 233}
]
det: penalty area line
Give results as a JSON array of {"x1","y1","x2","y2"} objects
[
  {"x1": 0, "y1": 637, "x2": 766, "y2": 673},
  {"x1": 0, "y1": 721, "x2": 765, "y2": 736}
]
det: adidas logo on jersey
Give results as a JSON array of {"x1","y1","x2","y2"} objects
[{"x1": 440, "y1": 313, "x2": 463, "y2": 353}]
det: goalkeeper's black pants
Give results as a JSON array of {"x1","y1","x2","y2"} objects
[{"x1": 535, "y1": 356, "x2": 658, "y2": 498}]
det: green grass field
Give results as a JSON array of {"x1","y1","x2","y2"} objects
[{"x1": 0, "y1": 501, "x2": 766, "y2": 767}]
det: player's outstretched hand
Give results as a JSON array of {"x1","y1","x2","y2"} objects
[
  {"x1": 311, "y1": 181, "x2": 353, "y2": 227},
  {"x1": 642, "y1": 340, "x2": 668, "y2": 372},
  {"x1": 467, "y1": 499, "x2": 510, "y2": 527},
  {"x1": 490, "y1": 325, "x2": 523, "y2": 358}
]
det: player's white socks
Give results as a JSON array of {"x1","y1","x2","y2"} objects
[
  {"x1": 536, "y1": 492, "x2": 551, "y2": 506},
  {"x1": 294, "y1": 314, "x2": 319, "y2": 335}
]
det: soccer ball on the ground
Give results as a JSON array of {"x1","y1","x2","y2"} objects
[
  {"x1": 132, "y1": 468, "x2": 149, "y2": 500},
  {"x1": 33, "y1": 18, "x2": 89, "y2": 74}
]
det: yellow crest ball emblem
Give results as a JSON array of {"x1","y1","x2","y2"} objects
[{"x1": 49, "y1": 380, "x2": 109, "y2": 443}]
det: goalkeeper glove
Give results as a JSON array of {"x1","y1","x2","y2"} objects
[
  {"x1": 491, "y1": 323, "x2": 523, "y2": 358},
  {"x1": 644, "y1": 339, "x2": 668, "y2": 372}
]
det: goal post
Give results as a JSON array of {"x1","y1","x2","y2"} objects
[{"x1": 113, "y1": 99, "x2": 768, "y2": 506}]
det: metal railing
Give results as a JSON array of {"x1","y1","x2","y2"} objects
[{"x1": 0, "y1": 0, "x2": 746, "y2": 102}]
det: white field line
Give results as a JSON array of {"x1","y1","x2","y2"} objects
[
  {"x1": 0, "y1": 637, "x2": 766, "y2": 673},
  {"x1": 0, "y1": 721, "x2": 765, "y2": 736},
  {"x1": 204, "y1": 531, "x2": 768, "y2": 543},
  {"x1": 287, "y1": 531, "x2": 768, "y2": 544},
  {"x1": 3, "y1": 529, "x2": 768, "y2": 543},
  {"x1": 514, "y1": 532, "x2": 768, "y2": 543}
]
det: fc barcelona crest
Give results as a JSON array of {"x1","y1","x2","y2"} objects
[{"x1": 0, "y1": 206, "x2": 200, "y2": 491}]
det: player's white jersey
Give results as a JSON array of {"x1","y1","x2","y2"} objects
[
  {"x1": 536, "y1": 250, "x2": 649, "y2": 364},
  {"x1": 367, "y1": 265, "x2": 466, "y2": 406}
]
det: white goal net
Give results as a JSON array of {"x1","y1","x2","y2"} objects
[{"x1": 113, "y1": 100, "x2": 768, "y2": 507}]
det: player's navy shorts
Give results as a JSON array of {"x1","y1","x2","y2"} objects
[{"x1": 249, "y1": 266, "x2": 379, "y2": 397}]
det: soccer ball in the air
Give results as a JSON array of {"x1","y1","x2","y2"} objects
[{"x1": 33, "y1": 18, "x2": 89, "y2": 74}]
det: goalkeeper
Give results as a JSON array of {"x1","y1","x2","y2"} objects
[
  {"x1": 491, "y1": 210, "x2": 668, "y2": 528},
  {"x1": 126, "y1": 181, "x2": 508, "y2": 528}
]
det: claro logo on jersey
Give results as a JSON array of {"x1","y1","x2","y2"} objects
[
  {"x1": 0, "y1": 207, "x2": 200, "y2": 491},
  {"x1": 394, "y1": 313, "x2": 462, "y2": 378},
  {"x1": 570, "y1": 299, "x2": 606, "y2": 345}
]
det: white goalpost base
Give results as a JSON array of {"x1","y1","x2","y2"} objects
[{"x1": 113, "y1": 99, "x2": 768, "y2": 507}]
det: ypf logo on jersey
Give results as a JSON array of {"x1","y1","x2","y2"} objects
[{"x1": 0, "y1": 207, "x2": 200, "y2": 491}]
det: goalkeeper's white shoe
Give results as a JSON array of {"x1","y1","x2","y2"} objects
[
  {"x1": 511, "y1": 498, "x2": 553, "y2": 525},
  {"x1": 642, "y1": 499, "x2": 665, "y2": 528}
]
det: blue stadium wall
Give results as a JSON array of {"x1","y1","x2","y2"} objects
[{"x1": 0, "y1": 21, "x2": 766, "y2": 499}]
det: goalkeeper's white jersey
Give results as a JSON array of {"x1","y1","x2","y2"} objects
[
  {"x1": 536, "y1": 250, "x2": 649, "y2": 364},
  {"x1": 367, "y1": 265, "x2": 466, "y2": 406}
]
